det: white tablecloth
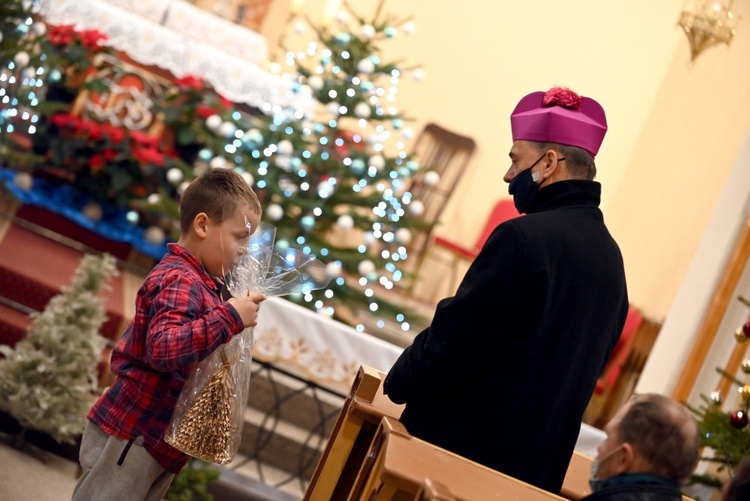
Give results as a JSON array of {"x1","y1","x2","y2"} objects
[
  {"x1": 253, "y1": 297, "x2": 403, "y2": 395},
  {"x1": 38, "y1": 0, "x2": 312, "y2": 112}
]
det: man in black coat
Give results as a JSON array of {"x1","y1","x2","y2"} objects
[
  {"x1": 583, "y1": 393, "x2": 699, "y2": 501},
  {"x1": 384, "y1": 87, "x2": 630, "y2": 493}
]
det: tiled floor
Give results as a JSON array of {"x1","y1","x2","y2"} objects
[{"x1": 0, "y1": 439, "x2": 79, "y2": 501}]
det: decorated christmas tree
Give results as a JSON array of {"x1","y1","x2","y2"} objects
[
  {"x1": 1, "y1": 0, "x2": 428, "y2": 332},
  {"x1": 0, "y1": 253, "x2": 118, "y2": 445},
  {"x1": 686, "y1": 295, "x2": 750, "y2": 489},
  {"x1": 228, "y1": 0, "x2": 428, "y2": 328}
]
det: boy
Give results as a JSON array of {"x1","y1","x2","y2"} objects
[{"x1": 72, "y1": 168, "x2": 266, "y2": 500}]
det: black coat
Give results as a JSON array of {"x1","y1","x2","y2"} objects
[
  {"x1": 582, "y1": 474, "x2": 683, "y2": 501},
  {"x1": 384, "y1": 180, "x2": 629, "y2": 493}
]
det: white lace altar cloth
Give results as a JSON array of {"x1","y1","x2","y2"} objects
[
  {"x1": 38, "y1": 0, "x2": 312, "y2": 111},
  {"x1": 253, "y1": 297, "x2": 403, "y2": 395}
]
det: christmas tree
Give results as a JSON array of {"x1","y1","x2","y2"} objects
[
  {"x1": 1, "y1": 0, "x2": 428, "y2": 332},
  {"x1": 0, "y1": 253, "x2": 118, "y2": 445},
  {"x1": 686, "y1": 295, "x2": 750, "y2": 489},
  {"x1": 153, "y1": 0, "x2": 428, "y2": 329}
]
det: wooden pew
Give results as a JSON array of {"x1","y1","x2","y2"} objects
[
  {"x1": 305, "y1": 365, "x2": 405, "y2": 500},
  {"x1": 303, "y1": 365, "x2": 601, "y2": 500},
  {"x1": 348, "y1": 416, "x2": 569, "y2": 500}
]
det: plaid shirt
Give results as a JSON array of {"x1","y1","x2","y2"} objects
[{"x1": 89, "y1": 243, "x2": 244, "y2": 473}]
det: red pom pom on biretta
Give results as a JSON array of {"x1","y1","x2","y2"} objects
[
  {"x1": 510, "y1": 86, "x2": 607, "y2": 157},
  {"x1": 542, "y1": 87, "x2": 582, "y2": 110}
]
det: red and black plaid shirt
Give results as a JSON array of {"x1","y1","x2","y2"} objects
[{"x1": 89, "y1": 243, "x2": 243, "y2": 473}]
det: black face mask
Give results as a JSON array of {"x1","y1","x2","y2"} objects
[{"x1": 508, "y1": 153, "x2": 545, "y2": 214}]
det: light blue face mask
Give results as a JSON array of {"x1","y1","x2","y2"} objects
[{"x1": 589, "y1": 444, "x2": 623, "y2": 493}]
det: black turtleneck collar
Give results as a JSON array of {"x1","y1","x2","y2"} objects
[{"x1": 525, "y1": 179, "x2": 601, "y2": 214}]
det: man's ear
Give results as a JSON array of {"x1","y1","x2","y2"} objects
[
  {"x1": 616, "y1": 442, "x2": 635, "y2": 475},
  {"x1": 193, "y1": 212, "x2": 209, "y2": 238},
  {"x1": 541, "y1": 150, "x2": 562, "y2": 179}
]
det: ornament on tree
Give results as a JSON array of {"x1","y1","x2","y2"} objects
[
  {"x1": 361, "y1": 24, "x2": 375, "y2": 40},
  {"x1": 369, "y1": 155, "x2": 385, "y2": 171},
  {"x1": 409, "y1": 200, "x2": 425, "y2": 217},
  {"x1": 12, "y1": 171, "x2": 33, "y2": 191},
  {"x1": 277, "y1": 139, "x2": 294, "y2": 156},
  {"x1": 300, "y1": 215, "x2": 315, "y2": 232},
  {"x1": 730, "y1": 410, "x2": 749, "y2": 429},
  {"x1": 218, "y1": 121, "x2": 236, "y2": 138},
  {"x1": 241, "y1": 172, "x2": 254, "y2": 187},
  {"x1": 13, "y1": 50, "x2": 30, "y2": 67},
  {"x1": 737, "y1": 322, "x2": 750, "y2": 343},
  {"x1": 742, "y1": 359, "x2": 750, "y2": 374},
  {"x1": 206, "y1": 114, "x2": 222, "y2": 132},
  {"x1": 358, "y1": 259, "x2": 376, "y2": 276},
  {"x1": 709, "y1": 390, "x2": 722, "y2": 405},
  {"x1": 82, "y1": 202, "x2": 103, "y2": 222},
  {"x1": 740, "y1": 384, "x2": 750, "y2": 403},
  {"x1": 210, "y1": 156, "x2": 228, "y2": 169},
  {"x1": 166, "y1": 168, "x2": 184, "y2": 185},
  {"x1": 354, "y1": 102, "x2": 371, "y2": 118},
  {"x1": 325, "y1": 261, "x2": 343, "y2": 279},
  {"x1": 395, "y1": 228, "x2": 412, "y2": 245},
  {"x1": 326, "y1": 101, "x2": 341, "y2": 117},
  {"x1": 144, "y1": 226, "x2": 166, "y2": 245},
  {"x1": 336, "y1": 214, "x2": 354, "y2": 230},
  {"x1": 265, "y1": 204, "x2": 284, "y2": 222},
  {"x1": 357, "y1": 59, "x2": 375, "y2": 74},
  {"x1": 307, "y1": 75, "x2": 324, "y2": 91}
]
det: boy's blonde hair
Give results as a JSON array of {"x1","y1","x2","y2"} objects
[{"x1": 179, "y1": 169, "x2": 261, "y2": 234}]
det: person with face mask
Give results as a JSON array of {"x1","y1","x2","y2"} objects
[
  {"x1": 584, "y1": 393, "x2": 700, "y2": 501},
  {"x1": 384, "y1": 86, "x2": 629, "y2": 494}
]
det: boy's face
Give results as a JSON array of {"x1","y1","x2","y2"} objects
[{"x1": 204, "y1": 204, "x2": 260, "y2": 278}]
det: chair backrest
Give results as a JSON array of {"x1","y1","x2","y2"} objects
[
  {"x1": 405, "y1": 123, "x2": 476, "y2": 268},
  {"x1": 408, "y1": 123, "x2": 476, "y2": 225},
  {"x1": 473, "y1": 199, "x2": 521, "y2": 253}
]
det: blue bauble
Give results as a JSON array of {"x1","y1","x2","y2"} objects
[
  {"x1": 300, "y1": 215, "x2": 315, "y2": 232},
  {"x1": 350, "y1": 159, "x2": 366, "y2": 175}
]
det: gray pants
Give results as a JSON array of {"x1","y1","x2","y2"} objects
[{"x1": 72, "y1": 421, "x2": 175, "y2": 501}]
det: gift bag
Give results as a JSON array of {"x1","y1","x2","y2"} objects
[{"x1": 165, "y1": 222, "x2": 329, "y2": 463}]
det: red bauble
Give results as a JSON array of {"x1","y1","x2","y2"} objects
[
  {"x1": 730, "y1": 410, "x2": 749, "y2": 429},
  {"x1": 743, "y1": 321, "x2": 750, "y2": 337}
]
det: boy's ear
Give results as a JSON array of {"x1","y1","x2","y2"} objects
[{"x1": 193, "y1": 212, "x2": 209, "y2": 238}]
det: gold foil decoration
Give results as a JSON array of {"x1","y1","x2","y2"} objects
[{"x1": 165, "y1": 349, "x2": 234, "y2": 463}]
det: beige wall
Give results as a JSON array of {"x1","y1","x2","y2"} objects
[{"x1": 263, "y1": 0, "x2": 750, "y2": 324}]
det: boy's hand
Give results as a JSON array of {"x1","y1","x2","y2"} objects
[{"x1": 227, "y1": 293, "x2": 267, "y2": 328}]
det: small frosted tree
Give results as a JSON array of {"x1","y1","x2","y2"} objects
[{"x1": 0, "y1": 253, "x2": 118, "y2": 445}]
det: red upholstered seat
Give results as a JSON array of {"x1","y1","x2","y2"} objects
[
  {"x1": 432, "y1": 236, "x2": 478, "y2": 261},
  {"x1": 435, "y1": 199, "x2": 521, "y2": 261},
  {"x1": 422, "y1": 199, "x2": 521, "y2": 300},
  {"x1": 595, "y1": 306, "x2": 643, "y2": 395}
]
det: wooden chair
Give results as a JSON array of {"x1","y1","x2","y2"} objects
[
  {"x1": 348, "y1": 415, "x2": 569, "y2": 501},
  {"x1": 404, "y1": 123, "x2": 477, "y2": 283}
]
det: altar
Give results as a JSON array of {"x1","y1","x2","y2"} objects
[{"x1": 38, "y1": 0, "x2": 311, "y2": 111}]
